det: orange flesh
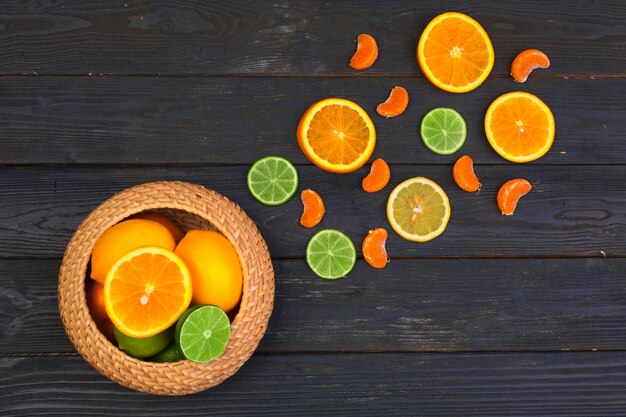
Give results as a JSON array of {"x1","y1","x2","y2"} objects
[
  {"x1": 300, "y1": 189, "x2": 325, "y2": 228},
  {"x1": 362, "y1": 158, "x2": 391, "y2": 193},
  {"x1": 511, "y1": 49, "x2": 550, "y2": 83},
  {"x1": 452, "y1": 155, "x2": 480, "y2": 192},
  {"x1": 377, "y1": 86, "x2": 409, "y2": 117},
  {"x1": 349, "y1": 34, "x2": 378, "y2": 70},
  {"x1": 308, "y1": 105, "x2": 369, "y2": 165},
  {"x1": 497, "y1": 179, "x2": 532, "y2": 215},
  {"x1": 105, "y1": 248, "x2": 191, "y2": 338},
  {"x1": 487, "y1": 94, "x2": 553, "y2": 161},
  {"x1": 362, "y1": 228, "x2": 389, "y2": 269},
  {"x1": 418, "y1": 13, "x2": 494, "y2": 93}
]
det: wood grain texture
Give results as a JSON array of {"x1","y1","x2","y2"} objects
[
  {"x1": 0, "y1": 166, "x2": 623, "y2": 259},
  {"x1": 0, "y1": 76, "x2": 624, "y2": 165},
  {"x1": 3, "y1": 352, "x2": 626, "y2": 416},
  {"x1": 2, "y1": 258, "x2": 626, "y2": 354},
  {"x1": 0, "y1": 0, "x2": 624, "y2": 75}
]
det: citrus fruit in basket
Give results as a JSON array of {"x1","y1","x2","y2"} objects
[
  {"x1": 485, "y1": 91, "x2": 555, "y2": 163},
  {"x1": 417, "y1": 12, "x2": 494, "y2": 93},
  {"x1": 386, "y1": 177, "x2": 451, "y2": 242},
  {"x1": 421, "y1": 108, "x2": 467, "y2": 155},
  {"x1": 113, "y1": 326, "x2": 174, "y2": 359},
  {"x1": 104, "y1": 246, "x2": 192, "y2": 338},
  {"x1": 247, "y1": 156, "x2": 299, "y2": 206},
  {"x1": 90, "y1": 219, "x2": 176, "y2": 284},
  {"x1": 306, "y1": 229, "x2": 356, "y2": 279},
  {"x1": 86, "y1": 280, "x2": 108, "y2": 321},
  {"x1": 133, "y1": 213, "x2": 185, "y2": 242},
  {"x1": 175, "y1": 230, "x2": 243, "y2": 312},
  {"x1": 297, "y1": 98, "x2": 376, "y2": 173},
  {"x1": 176, "y1": 305, "x2": 231, "y2": 363},
  {"x1": 149, "y1": 340, "x2": 184, "y2": 363}
]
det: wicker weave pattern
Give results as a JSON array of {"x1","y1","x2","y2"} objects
[{"x1": 58, "y1": 181, "x2": 274, "y2": 395}]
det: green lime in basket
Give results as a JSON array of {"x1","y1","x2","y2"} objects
[
  {"x1": 420, "y1": 108, "x2": 467, "y2": 155},
  {"x1": 247, "y1": 156, "x2": 298, "y2": 205},
  {"x1": 175, "y1": 305, "x2": 231, "y2": 363},
  {"x1": 149, "y1": 340, "x2": 184, "y2": 363},
  {"x1": 306, "y1": 229, "x2": 356, "y2": 279},
  {"x1": 114, "y1": 327, "x2": 173, "y2": 359}
]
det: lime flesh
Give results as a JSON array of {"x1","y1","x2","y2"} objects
[
  {"x1": 306, "y1": 229, "x2": 356, "y2": 279},
  {"x1": 175, "y1": 305, "x2": 231, "y2": 363},
  {"x1": 420, "y1": 108, "x2": 467, "y2": 155},
  {"x1": 247, "y1": 156, "x2": 298, "y2": 205}
]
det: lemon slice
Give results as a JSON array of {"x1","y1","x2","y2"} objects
[{"x1": 386, "y1": 177, "x2": 451, "y2": 242}]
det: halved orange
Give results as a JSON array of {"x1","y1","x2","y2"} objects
[
  {"x1": 104, "y1": 246, "x2": 192, "y2": 338},
  {"x1": 417, "y1": 12, "x2": 494, "y2": 93},
  {"x1": 485, "y1": 92, "x2": 555, "y2": 163},
  {"x1": 297, "y1": 98, "x2": 376, "y2": 173}
]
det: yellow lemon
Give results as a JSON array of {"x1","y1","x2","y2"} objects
[{"x1": 175, "y1": 230, "x2": 243, "y2": 312}]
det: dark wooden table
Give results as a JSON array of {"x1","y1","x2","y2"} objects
[{"x1": 1, "y1": 1, "x2": 626, "y2": 415}]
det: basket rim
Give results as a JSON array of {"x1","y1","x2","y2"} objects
[{"x1": 58, "y1": 181, "x2": 274, "y2": 395}]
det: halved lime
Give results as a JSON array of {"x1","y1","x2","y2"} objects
[
  {"x1": 113, "y1": 326, "x2": 173, "y2": 359},
  {"x1": 175, "y1": 305, "x2": 231, "y2": 363},
  {"x1": 420, "y1": 108, "x2": 467, "y2": 155},
  {"x1": 247, "y1": 156, "x2": 298, "y2": 205},
  {"x1": 306, "y1": 229, "x2": 356, "y2": 279},
  {"x1": 149, "y1": 340, "x2": 184, "y2": 363}
]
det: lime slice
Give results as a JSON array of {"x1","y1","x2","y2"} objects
[
  {"x1": 386, "y1": 176, "x2": 451, "y2": 242},
  {"x1": 420, "y1": 108, "x2": 467, "y2": 155},
  {"x1": 247, "y1": 156, "x2": 298, "y2": 205},
  {"x1": 113, "y1": 326, "x2": 173, "y2": 359},
  {"x1": 175, "y1": 305, "x2": 231, "y2": 363},
  {"x1": 149, "y1": 340, "x2": 184, "y2": 363},
  {"x1": 306, "y1": 229, "x2": 356, "y2": 279}
]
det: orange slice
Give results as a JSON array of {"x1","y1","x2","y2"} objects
[
  {"x1": 297, "y1": 98, "x2": 376, "y2": 173},
  {"x1": 485, "y1": 92, "x2": 555, "y2": 163},
  {"x1": 417, "y1": 12, "x2": 494, "y2": 93},
  {"x1": 104, "y1": 246, "x2": 192, "y2": 338}
]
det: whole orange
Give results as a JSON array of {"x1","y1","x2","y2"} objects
[
  {"x1": 86, "y1": 280, "x2": 109, "y2": 321},
  {"x1": 90, "y1": 219, "x2": 176, "y2": 284},
  {"x1": 133, "y1": 213, "x2": 185, "y2": 243},
  {"x1": 175, "y1": 230, "x2": 243, "y2": 312}
]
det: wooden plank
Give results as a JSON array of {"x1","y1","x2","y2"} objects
[
  {"x1": 0, "y1": 1, "x2": 624, "y2": 75},
  {"x1": 0, "y1": 166, "x2": 623, "y2": 259},
  {"x1": 2, "y1": 352, "x2": 626, "y2": 416},
  {"x1": 3, "y1": 258, "x2": 626, "y2": 354},
  {"x1": 0, "y1": 77, "x2": 623, "y2": 165}
]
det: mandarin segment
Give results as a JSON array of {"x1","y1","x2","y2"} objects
[
  {"x1": 362, "y1": 158, "x2": 391, "y2": 193},
  {"x1": 511, "y1": 49, "x2": 550, "y2": 83},
  {"x1": 452, "y1": 155, "x2": 481, "y2": 192},
  {"x1": 362, "y1": 228, "x2": 389, "y2": 269},
  {"x1": 300, "y1": 189, "x2": 325, "y2": 228},
  {"x1": 377, "y1": 86, "x2": 409, "y2": 118},
  {"x1": 497, "y1": 179, "x2": 532, "y2": 215},
  {"x1": 349, "y1": 34, "x2": 378, "y2": 70}
]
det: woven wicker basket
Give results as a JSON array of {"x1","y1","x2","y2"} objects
[{"x1": 58, "y1": 181, "x2": 274, "y2": 395}]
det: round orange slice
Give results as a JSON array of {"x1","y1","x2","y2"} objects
[
  {"x1": 485, "y1": 92, "x2": 555, "y2": 163},
  {"x1": 297, "y1": 98, "x2": 376, "y2": 173},
  {"x1": 104, "y1": 246, "x2": 192, "y2": 338},
  {"x1": 417, "y1": 12, "x2": 494, "y2": 93}
]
